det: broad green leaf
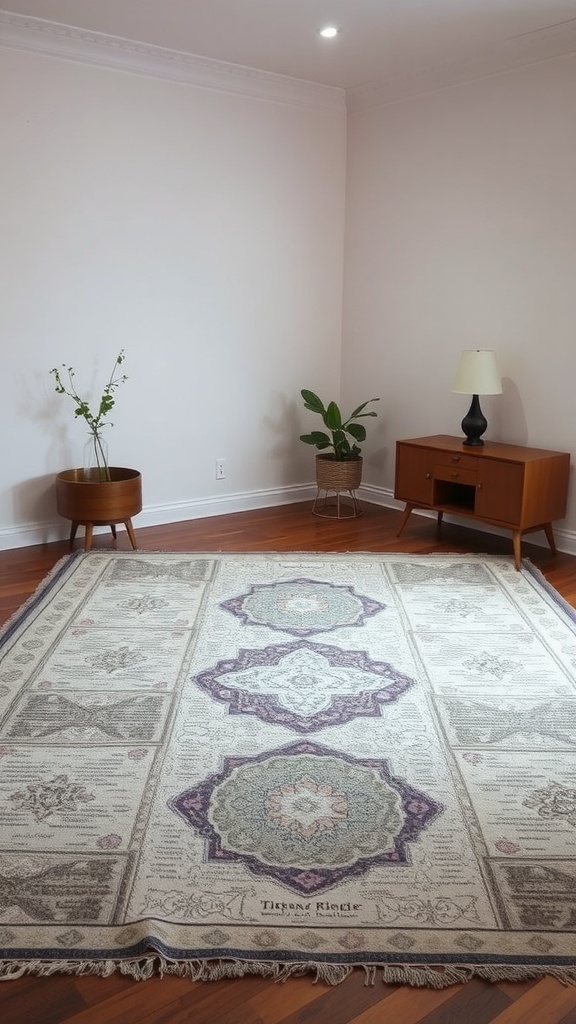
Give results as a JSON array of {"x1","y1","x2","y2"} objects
[
  {"x1": 299, "y1": 431, "x2": 331, "y2": 448},
  {"x1": 324, "y1": 402, "x2": 343, "y2": 430},
  {"x1": 347, "y1": 423, "x2": 367, "y2": 442},
  {"x1": 301, "y1": 389, "x2": 325, "y2": 415}
]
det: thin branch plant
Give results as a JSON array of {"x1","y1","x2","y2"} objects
[{"x1": 50, "y1": 351, "x2": 127, "y2": 481}]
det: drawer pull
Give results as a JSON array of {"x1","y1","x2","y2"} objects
[
  {"x1": 426, "y1": 472, "x2": 431, "y2": 479},
  {"x1": 451, "y1": 472, "x2": 459, "y2": 479},
  {"x1": 451, "y1": 456, "x2": 461, "y2": 463}
]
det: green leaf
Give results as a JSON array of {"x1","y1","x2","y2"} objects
[
  {"x1": 347, "y1": 423, "x2": 367, "y2": 442},
  {"x1": 349, "y1": 398, "x2": 380, "y2": 418},
  {"x1": 301, "y1": 389, "x2": 326, "y2": 415},
  {"x1": 324, "y1": 402, "x2": 343, "y2": 430},
  {"x1": 299, "y1": 431, "x2": 331, "y2": 449},
  {"x1": 332, "y1": 429, "x2": 350, "y2": 459}
]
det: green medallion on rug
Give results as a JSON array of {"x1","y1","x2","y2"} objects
[{"x1": 1, "y1": 550, "x2": 576, "y2": 986}]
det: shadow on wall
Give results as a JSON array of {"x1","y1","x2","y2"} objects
[
  {"x1": 498, "y1": 377, "x2": 528, "y2": 446},
  {"x1": 12, "y1": 474, "x2": 60, "y2": 536},
  {"x1": 473, "y1": 376, "x2": 527, "y2": 447},
  {"x1": 266, "y1": 394, "x2": 314, "y2": 481}
]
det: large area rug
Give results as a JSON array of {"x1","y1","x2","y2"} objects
[{"x1": 1, "y1": 550, "x2": 576, "y2": 987}]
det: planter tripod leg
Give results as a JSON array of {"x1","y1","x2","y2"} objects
[
  {"x1": 84, "y1": 523, "x2": 94, "y2": 552},
  {"x1": 124, "y1": 519, "x2": 138, "y2": 550},
  {"x1": 110, "y1": 525, "x2": 117, "y2": 539},
  {"x1": 69, "y1": 522, "x2": 79, "y2": 548}
]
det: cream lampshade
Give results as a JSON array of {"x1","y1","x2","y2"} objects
[{"x1": 452, "y1": 349, "x2": 502, "y2": 447}]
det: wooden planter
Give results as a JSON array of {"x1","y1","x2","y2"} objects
[
  {"x1": 312, "y1": 455, "x2": 363, "y2": 519},
  {"x1": 56, "y1": 467, "x2": 142, "y2": 552}
]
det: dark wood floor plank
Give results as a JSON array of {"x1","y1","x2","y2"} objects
[
  {"x1": 558, "y1": 1005, "x2": 576, "y2": 1024},
  {"x1": 0, "y1": 973, "x2": 86, "y2": 1024},
  {"x1": 131, "y1": 974, "x2": 276, "y2": 1024},
  {"x1": 60, "y1": 974, "x2": 202, "y2": 1024},
  {"x1": 487, "y1": 977, "x2": 576, "y2": 1023},
  {"x1": 276, "y1": 967, "x2": 395, "y2": 1024},
  {"x1": 418, "y1": 977, "x2": 510, "y2": 1023},
  {"x1": 1, "y1": 502, "x2": 576, "y2": 1024},
  {"x1": 70, "y1": 970, "x2": 148, "y2": 1005},
  {"x1": 342, "y1": 980, "x2": 459, "y2": 1023},
  {"x1": 247, "y1": 972, "x2": 334, "y2": 1022},
  {"x1": 496, "y1": 979, "x2": 540, "y2": 999}
]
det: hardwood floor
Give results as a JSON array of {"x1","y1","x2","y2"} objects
[{"x1": 1, "y1": 501, "x2": 576, "y2": 1024}]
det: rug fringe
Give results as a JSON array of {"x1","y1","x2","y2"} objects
[{"x1": 2, "y1": 958, "x2": 576, "y2": 987}]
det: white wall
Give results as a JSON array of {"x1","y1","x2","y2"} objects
[
  {"x1": 2, "y1": 37, "x2": 576, "y2": 550},
  {"x1": 343, "y1": 55, "x2": 576, "y2": 538},
  {"x1": 0, "y1": 46, "x2": 346, "y2": 546}
]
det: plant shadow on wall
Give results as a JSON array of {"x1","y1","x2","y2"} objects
[
  {"x1": 299, "y1": 390, "x2": 380, "y2": 517},
  {"x1": 263, "y1": 393, "x2": 307, "y2": 471}
]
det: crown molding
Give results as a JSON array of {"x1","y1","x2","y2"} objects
[
  {"x1": 0, "y1": 10, "x2": 345, "y2": 112},
  {"x1": 2, "y1": 8, "x2": 574, "y2": 116},
  {"x1": 347, "y1": 18, "x2": 576, "y2": 112}
]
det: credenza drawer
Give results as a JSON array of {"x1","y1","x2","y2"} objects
[
  {"x1": 433, "y1": 463, "x2": 477, "y2": 486},
  {"x1": 435, "y1": 453, "x2": 478, "y2": 472}
]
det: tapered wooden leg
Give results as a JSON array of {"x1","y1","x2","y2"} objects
[
  {"x1": 512, "y1": 530, "x2": 522, "y2": 570},
  {"x1": 110, "y1": 525, "x2": 117, "y2": 539},
  {"x1": 69, "y1": 522, "x2": 79, "y2": 548},
  {"x1": 543, "y1": 522, "x2": 557, "y2": 556},
  {"x1": 124, "y1": 518, "x2": 138, "y2": 550},
  {"x1": 83, "y1": 523, "x2": 94, "y2": 552},
  {"x1": 437, "y1": 510, "x2": 444, "y2": 532},
  {"x1": 396, "y1": 503, "x2": 415, "y2": 537}
]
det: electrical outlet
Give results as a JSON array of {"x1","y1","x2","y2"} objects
[{"x1": 215, "y1": 459, "x2": 225, "y2": 480}]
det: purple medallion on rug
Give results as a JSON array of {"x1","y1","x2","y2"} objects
[
  {"x1": 194, "y1": 640, "x2": 415, "y2": 732},
  {"x1": 219, "y1": 578, "x2": 385, "y2": 636},
  {"x1": 169, "y1": 739, "x2": 443, "y2": 896}
]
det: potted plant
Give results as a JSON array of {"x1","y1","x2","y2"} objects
[
  {"x1": 50, "y1": 351, "x2": 142, "y2": 550},
  {"x1": 299, "y1": 389, "x2": 379, "y2": 511}
]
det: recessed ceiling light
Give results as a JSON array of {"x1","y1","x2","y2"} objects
[{"x1": 319, "y1": 26, "x2": 339, "y2": 39}]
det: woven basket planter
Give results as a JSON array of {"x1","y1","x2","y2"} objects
[
  {"x1": 312, "y1": 455, "x2": 363, "y2": 519},
  {"x1": 315, "y1": 454, "x2": 363, "y2": 491}
]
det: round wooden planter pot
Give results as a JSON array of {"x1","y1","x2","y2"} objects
[
  {"x1": 312, "y1": 454, "x2": 363, "y2": 520},
  {"x1": 56, "y1": 467, "x2": 142, "y2": 552}
]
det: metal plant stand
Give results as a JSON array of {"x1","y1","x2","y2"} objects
[{"x1": 312, "y1": 487, "x2": 363, "y2": 519}]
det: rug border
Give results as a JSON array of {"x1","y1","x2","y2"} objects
[
  {"x1": 0, "y1": 552, "x2": 81, "y2": 647},
  {"x1": 521, "y1": 558, "x2": 576, "y2": 625}
]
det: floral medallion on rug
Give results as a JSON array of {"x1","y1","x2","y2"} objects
[{"x1": 1, "y1": 550, "x2": 576, "y2": 986}]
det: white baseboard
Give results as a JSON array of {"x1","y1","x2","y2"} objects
[
  {"x1": 359, "y1": 483, "x2": 576, "y2": 558},
  {"x1": 0, "y1": 484, "x2": 316, "y2": 551},
  {"x1": 2, "y1": 480, "x2": 575, "y2": 557}
]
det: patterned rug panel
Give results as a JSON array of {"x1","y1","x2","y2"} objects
[{"x1": 1, "y1": 551, "x2": 576, "y2": 985}]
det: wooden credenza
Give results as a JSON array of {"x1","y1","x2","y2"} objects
[{"x1": 394, "y1": 435, "x2": 570, "y2": 568}]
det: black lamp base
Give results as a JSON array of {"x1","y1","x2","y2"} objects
[{"x1": 461, "y1": 394, "x2": 487, "y2": 447}]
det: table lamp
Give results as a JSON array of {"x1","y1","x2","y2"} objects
[{"x1": 451, "y1": 349, "x2": 502, "y2": 447}]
